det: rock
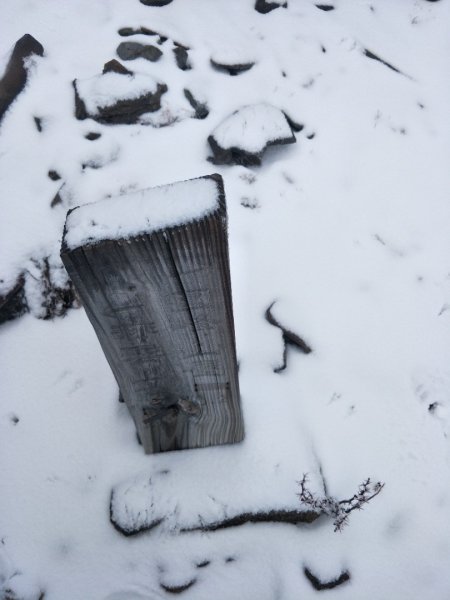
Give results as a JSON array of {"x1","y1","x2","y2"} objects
[
  {"x1": 283, "y1": 112, "x2": 304, "y2": 132},
  {"x1": 183, "y1": 89, "x2": 209, "y2": 119},
  {"x1": 102, "y1": 59, "x2": 133, "y2": 75},
  {"x1": 116, "y1": 41, "x2": 162, "y2": 62},
  {"x1": 254, "y1": 0, "x2": 287, "y2": 14},
  {"x1": 0, "y1": 276, "x2": 28, "y2": 325},
  {"x1": 210, "y1": 59, "x2": 255, "y2": 76},
  {"x1": 303, "y1": 567, "x2": 350, "y2": 591},
  {"x1": 0, "y1": 34, "x2": 44, "y2": 124},
  {"x1": 50, "y1": 190, "x2": 63, "y2": 208},
  {"x1": 208, "y1": 104, "x2": 296, "y2": 167},
  {"x1": 140, "y1": 0, "x2": 173, "y2": 5},
  {"x1": 315, "y1": 3, "x2": 335, "y2": 10},
  {"x1": 73, "y1": 70, "x2": 168, "y2": 125},
  {"x1": 173, "y1": 44, "x2": 191, "y2": 70},
  {"x1": 33, "y1": 116, "x2": 43, "y2": 131},
  {"x1": 47, "y1": 170, "x2": 61, "y2": 181},
  {"x1": 118, "y1": 26, "x2": 158, "y2": 36},
  {"x1": 160, "y1": 580, "x2": 197, "y2": 594},
  {"x1": 85, "y1": 132, "x2": 101, "y2": 141}
]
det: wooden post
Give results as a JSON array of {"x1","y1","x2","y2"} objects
[{"x1": 61, "y1": 174, "x2": 244, "y2": 453}]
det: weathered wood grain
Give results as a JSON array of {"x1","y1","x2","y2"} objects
[{"x1": 61, "y1": 174, "x2": 244, "y2": 453}]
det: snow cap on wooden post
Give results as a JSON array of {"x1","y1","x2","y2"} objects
[{"x1": 61, "y1": 174, "x2": 244, "y2": 454}]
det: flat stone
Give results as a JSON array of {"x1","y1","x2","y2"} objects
[{"x1": 116, "y1": 41, "x2": 162, "y2": 62}]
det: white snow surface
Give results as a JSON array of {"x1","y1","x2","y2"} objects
[
  {"x1": 1, "y1": 1, "x2": 450, "y2": 599},
  {"x1": 64, "y1": 176, "x2": 220, "y2": 249},
  {"x1": 76, "y1": 71, "x2": 160, "y2": 115},
  {"x1": 211, "y1": 103, "x2": 294, "y2": 153}
]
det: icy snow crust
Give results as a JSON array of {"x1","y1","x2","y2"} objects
[
  {"x1": 64, "y1": 176, "x2": 219, "y2": 249},
  {"x1": 1, "y1": 0, "x2": 450, "y2": 599},
  {"x1": 75, "y1": 71, "x2": 159, "y2": 115}
]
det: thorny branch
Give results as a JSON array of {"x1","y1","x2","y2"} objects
[{"x1": 297, "y1": 474, "x2": 385, "y2": 532}]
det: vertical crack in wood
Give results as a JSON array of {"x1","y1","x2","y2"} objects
[{"x1": 165, "y1": 236, "x2": 203, "y2": 356}]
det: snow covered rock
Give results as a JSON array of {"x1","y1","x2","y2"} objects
[
  {"x1": 73, "y1": 69, "x2": 167, "y2": 125},
  {"x1": 0, "y1": 34, "x2": 43, "y2": 124},
  {"x1": 208, "y1": 104, "x2": 296, "y2": 166}
]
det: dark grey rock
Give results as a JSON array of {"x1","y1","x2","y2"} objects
[
  {"x1": 210, "y1": 59, "x2": 255, "y2": 76},
  {"x1": 85, "y1": 132, "x2": 101, "y2": 141},
  {"x1": 140, "y1": 0, "x2": 173, "y2": 5},
  {"x1": 116, "y1": 41, "x2": 162, "y2": 62},
  {"x1": 183, "y1": 89, "x2": 209, "y2": 119},
  {"x1": 118, "y1": 26, "x2": 158, "y2": 36},
  {"x1": 50, "y1": 189, "x2": 63, "y2": 208},
  {"x1": 283, "y1": 112, "x2": 304, "y2": 132},
  {"x1": 102, "y1": 59, "x2": 133, "y2": 75},
  {"x1": 160, "y1": 580, "x2": 197, "y2": 594},
  {"x1": 0, "y1": 34, "x2": 44, "y2": 124},
  {"x1": 208, "y1": 135, "x2": 264, "y2": 167},
  {"x1": 315, "y1": 4, "x2": 335, "y2": 10},
  {"x1": 33, "y1": 116, "x2": 43, "y2": 131},
  {"x1": 255, "y1": 0, "x2": 287, "y2": 14},
  {"x1": 48, "y1": 170, "x2": 61, "y2": 181},
  {"x1": 173, "y1": 44, "x2": 191, "y2": 70}
]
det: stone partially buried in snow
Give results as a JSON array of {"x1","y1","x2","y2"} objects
[
  {"x1": 255, "y1": 0, "x2": 287, "y2": 14},
  {"x1": 0, "y1": 33, "x2": 44, "y2": 124},
  {"x1": 73, "y1": 70, "x2": 167, "y2": 125},
  {"x1": 116, "y1": 41, "x2": 162, "y2": 62},
  {"x1": 208, "y1": 104, "x2": 296, "y2": 167}
]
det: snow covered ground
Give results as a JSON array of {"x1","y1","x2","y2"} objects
[{"x1": 1, "y1": 0, "x2": 450, "y2": 598}]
